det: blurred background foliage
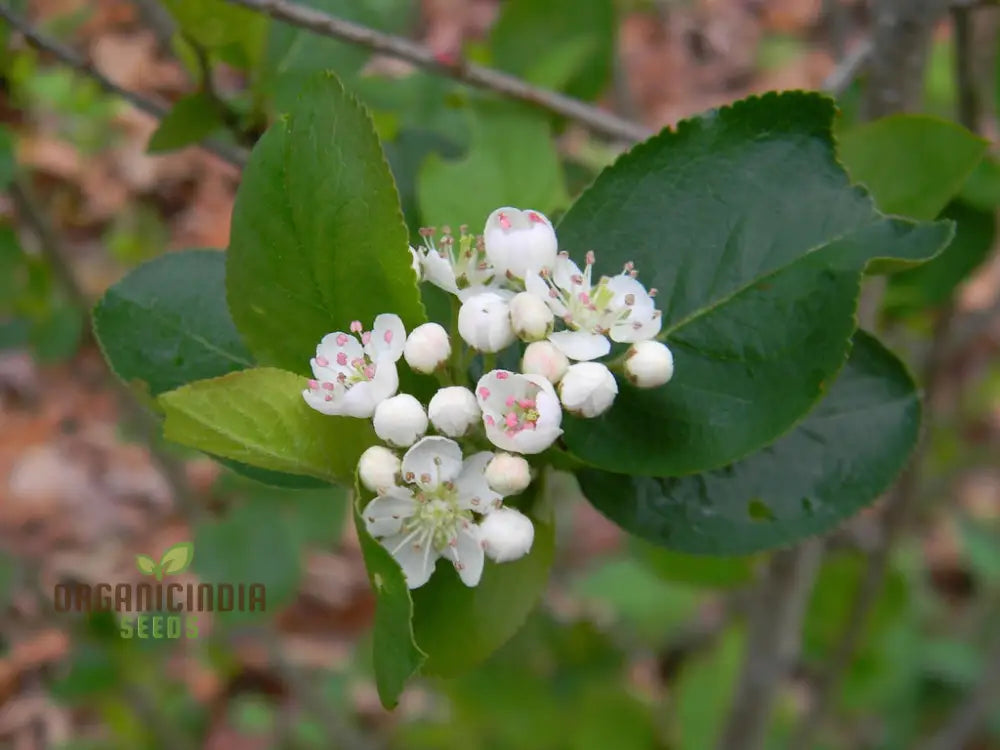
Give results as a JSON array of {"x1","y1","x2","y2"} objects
[{"x1": 1, "y1": 0, "x2": 999, "y2": 748}]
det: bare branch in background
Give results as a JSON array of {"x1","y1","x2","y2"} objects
[
  {"x1": 715, "y1": 540, "x2": 824, "y2": 750},
  {"x1": 0, "y1": 4, "x2": 248, "y2": 166},
  {"x1": 220, "y1": 0, "x2": 652, "y2": 143}
]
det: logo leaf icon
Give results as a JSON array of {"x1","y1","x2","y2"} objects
[
  {"x1": 158, "y1": 542, "x2": 194, "y2": 577},
  {"x1": 135, "y1": 554, "x2": 158, "y2": 577}
]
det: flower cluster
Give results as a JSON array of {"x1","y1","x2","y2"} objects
[{"x1": 303, "y1": 207, "x2": 674, "y2": 589}]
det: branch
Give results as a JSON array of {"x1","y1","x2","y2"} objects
[
  {"x1": 715, "y1": 540, "x2": 824, "y2": 750},
  {"x1": 822, "y1": 39, "x2": 873, "y2": 96},
  {"x1": 0, "y1": 4, "x2": 247, "y2": 167},
  {"x1": 221, "y1": 0, "x2": 653, "y2": 143}
]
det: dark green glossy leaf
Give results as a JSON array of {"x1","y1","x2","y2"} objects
[
  {"x1": 837, "y1": 114, "x2": 987, "y2": 220},
  {"x1": 159, "y1": 367, "x2": 376, "y2": 483},
  {"x1": 147, "y1": 93, "x2": 224, "y2": 153},
  {"x1": 885, "y1": 200, "x2": 996, "y2": 316},
  {"x1": 227, "y1": 72, "x2": 424, "y2": 373},
  {"x1": 410, "y1": 471, "x2": 556, "y2": 676},
  {"x1": 93, "y1": 249, "x2": 252, "y2": 396},
  {"x1": 557, "y1": 92, "x2": 950, "y2": 476},
  {"x1": 353, "y1": 482, "x2": 425, "y2": 708},
  {"x1": 577, "y1": 331, "x2": 920, "y2": 554},
  {"x1": 216, "y1": 457, "x2": 330, "y2": 489}
]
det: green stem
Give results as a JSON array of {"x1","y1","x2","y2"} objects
[{"x1": 448, "y1": 295, "x2": 464, "y2": 384}]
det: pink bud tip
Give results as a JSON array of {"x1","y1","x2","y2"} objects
[
  {"x1": 325, "y1": 395, "x2": 333, "y2": 401},
  {"x1": 528, "y1": 211, "x2": 544, "y2": 224},
  {"x1": 518, "y1": 399, "x2": 535, "y2": 409},
  {"x1": 649, "y1": 288, "x2": 658, "y2": 297},
  {"x1": 308, "y1": 379, "x2": 318, "y2": 389},
  {"x1": 322, "y1": 382, "x2": 335, "y2": 391},
  {"x1": 383, "y1": 330, "x2": 393, "y2": 343},
  {"x1": 505, "y1": 395, "x2": 516, "y2": 407},
  {"x1": 350, "y1": 321, "x2": 363, "y2": 333},
  {"x1": 585, "y1": 251, "x2": 595, "y2": 265},
  {"x1": 364, "y1": 365, "x2": 375, "y2": 379},
  {"x1": 498, "y1": 212, "x2": 511, "y2": 230},
  {"x1": 505, "y1": 413, "x2": 519, "y2": 428},
  {"x1": 336, "y1": 333, "x2": 349, "y2": 346},
  {"x1": 361, "y1": 331, "x2": 372, "y2": 345},
  {"x1": 478, "y1": 386, "x2": 491, "y2": 399},
  {"x1": 336, "y1": 352, "x2": 348, "y2": 366},
  {"x1": 495, "y1": 371, "x2": 510, "y2": 380},
  {"x1": 579, "y1": 292, "x2": 591, "y2": 305},
  {"x1": 485, "y1": 415, "x2": 495, "y2": 426},
  {"x1": 315, "y1": 355, "x2": 329, "y2": 367}
]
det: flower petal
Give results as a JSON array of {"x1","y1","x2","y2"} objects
[
  {"x1": 475, "y1": 370, "x2": 521, "y2": 418},
  {"x1": 553, "y1": 255, "x2": 584, "y2": 291},
  {"x1": 445, "y1": 524, "x2": 485, "y2": 587},
  {"x1": 455, "y1": 451, "x2": 502, "y2": 511},
  {"x1": 384, "y1": 530, "x2": 438, "y2": 589},
  {"x1": 606, "y1": 274, "x2": 655, "y2": 312},
  {"x1": 610, "y1": 310, "x2": 662, "y2": 343},
  {"x1": 422, "y1": 250, "x2": 460, "y2": 295},
  {"x1": 368, "y1": 314, "x2": 406, "y2": 362},
  {"x1": 525, "y1": 270, "x2": 567, "y2": 316},
  {"x1": 401, "y1": 436, "x2": 463, "y2": 488},
  {"x1": 548, "y1": 330, "x2": 611, "y2": 361},
  {"x1": 313, "y1": 332, "x2": 363, "y2": 379},
  {"x1": 363, "y1": 489, "x2": 417, "y2": 538}
]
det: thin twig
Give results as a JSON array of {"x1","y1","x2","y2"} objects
[
  {"x1": 822, "y1": 39, "x2": 873, "y2": 96},
  {"x1": 220, "y1": 0, "x2": 652, "y2": 143},
  {"x1": 715, "y1": 540, "x2": 824, "y2": 750},
  {"x1": 0, "y1": 4, "x2": 247, "y2": 166}
]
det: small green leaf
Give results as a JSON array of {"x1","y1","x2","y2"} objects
[
  {"x1": 0, "y1": 125, "x2": 15, "y2": 190},
  {"x1": 158, "y1": 541, "x2": 194, "y2": 576},
  {"x1": 134, "y1": 554, "x2": 158, "y2": 577},
  {"x1": 353, "y1": 482, "x2": 425, "y2": 708},
  {"x1": 161, "y1": 0, "x2": 266, "y2": 70},
  {"x1": 838, "y1": 114, "x2": 988, "y2": 220},
  {"x1": 148, "y1": 93, "x2": 224, "y2": 153},
  {"x1": 227, "y1": 71, "x2": 424, "y2": 373},
  {"x1": 577, "y1": 330, "x2": 921, "y2": 554},
  {"x1": 93, "y1": 249, "x2": 253, "y2": 396},
  {"x1": 417, "y1": 100, "x2": 569, "y2": 228},
  {"x1": 159, "y1": 367, "x2": 377, "y2": 483}
]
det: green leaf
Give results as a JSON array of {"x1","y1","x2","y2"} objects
[
  {"x1": 93, "y1": 249, "x2": 253, "y2": 396},
  {"x1": 158, "y1": 541, "x2": 194, "y2": 576},
  {"x1": 674, "y1": 628, "x2": 745, "y2": 750},
  {"x1": 353, "y1": 483, "x2": 425, "y2": 708},
  {"x1": 147, "y1": 93, "x2": 224, "y2": 153},
  {"x1": 960, "y1": 155, "x2": 1000, "y2": 210},
  {"x1": 159, "y1": 367, "x2": 376, "y2": 483},
  {"x1": 161, "y1": 0, "x2": 266, "y2": 70},
  {"x1": 837, "y1": 114, "x2": 988, "y2": 220},
  {"x1": 227, "y1": 71, "x2": 424, "y2": 373},
  {"x1": 885, "y1": 200, "x2": 996, "y2": 316},
  {"x1": 134, "y1": 554, "x2": 158, "y2": 577},
  {"x1": 489, "y1": 0, "x2": 615, "y2": 100},
  {"x1": 0, "y1": 125, "x2": 15, "y2": 189},
  {"x1": 577, "y1": 330, "x2": 920, "y2": 554},
  {"x1": 417, "y1": 100, "x2": 569, "y2": 228},
  {"x1": 216, "y1": 458, "x2": 330, "y2": 489},
  {"x1": 410, "y1": 471, "x2": 556, "y2": 676},
  {"x1": 556, "y1": 92, "x2": 950, "y2": 476}
]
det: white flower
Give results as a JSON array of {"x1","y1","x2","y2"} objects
[
  {"x1": 475, "y1": 370, "x2": 562, "y2": 454},
  {"x1": 358, "y1": 445, "x2": 401, "y2": 493},
  {"x1": 479, "y1": 507, "x2": 534, "y2": 563},
  {"x1": 428, "y1": 386, "x2": 480, "y2": 437},
  {"x1": 525, "y1": 252, "x2": 662, "y2": 361},
  {"x1": 363, "y1": 437, "x2": 517, "y2": 588},
  {"x1": 373, "y1": 394, "x2": 428, "y2": 447},
  {"x1": 484, "y1": 453, "x2": 532, "y2": 495},
  {"x1": 458, "y1": 292, "x2": 516, "y2": 352},
  {"x1": 509, "y1": 291, "x2": 554, "y2": 342},
  {"x1": 559, "y1": 362, "x2": 618, "y2": 418},
  {"x1": 408, "y1": 245, "x2": 422, "y2": 282},
  {"x1": 484, "y1": 207, "x2": 558, "y2": 280},
  {"x1": 625, "y1": 340, "x2": 675, "y2": 388},
  {"x1": 413, "y1": 225, "x2": 500, "y2": 301},
  {"x1": 521, "y1": 340, "x2": 569, "y2": 384},
  {"x1": 403, "y1": 322, "x2": 451, "y2": 374},
  {"x1": 303, "y1": 314, "x2": 405, "y2": 418}
]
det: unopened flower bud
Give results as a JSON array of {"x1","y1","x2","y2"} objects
[
  {"x1": 521, "y1": 340, "x2": 569, "y2": 384},
  {"x1": 479, "y1": 507, "x2": 535, "y2": 562},
  {"x1": 484, "y1": 453, "x2": 532, "y2": 495},
  {"x1": 559, "y1": 362, "x2": 618, "y2": 418},
  {"x1": 509, "y1": 291, "x2": 554, "y2": 342},
  {"x1": 625, "y1": 340, "x2": 674, "y2": 388},
  {"x1": 458, "y1": 292, "x2": 516, "y2": 352},
  {"x1": 484, "y1": 207, "x2": 558, "y2": 279},
  {"x1": 357, "y1": 445, "x2": 400, "y2": 493},
  {"x1": 403, "y1": 322, "x2": 451, "y2": 373},
  {"x1": 372, "y1": 394, "x2": 428, "y2": 447},
  {"x1": 428, "y1": 386, "x2": 480, "y2": 437}
]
